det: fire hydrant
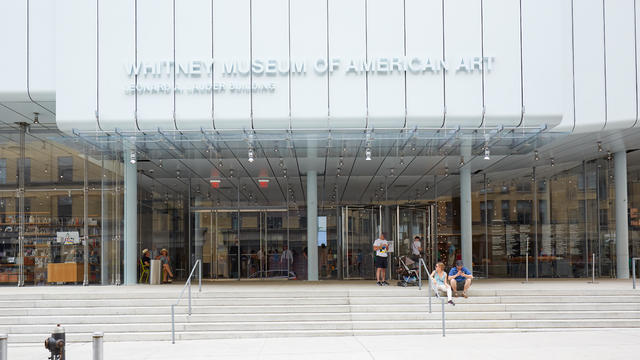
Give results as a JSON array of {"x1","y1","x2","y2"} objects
[{"x1": 44, "y1": 324, "x2": 65, "y2": 360}]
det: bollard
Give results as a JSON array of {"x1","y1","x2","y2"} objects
[
  {"x1": 92, "y1": 332, "x2": 103, "y2": 360},
  {"x1": 0, "y1": 333, "x2": 7, "y2": 360}
]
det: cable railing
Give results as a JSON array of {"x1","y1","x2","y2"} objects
[
  {"x1": 171, "y1": 259, "x2": 202, "y2": 344},
  {"x1": 417, "y1": 258, "x2": 446, "y2": 337}
]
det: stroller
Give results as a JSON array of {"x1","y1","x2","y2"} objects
[{"x1": 396, "y1": 255, "x2": 420, "y2": 287}]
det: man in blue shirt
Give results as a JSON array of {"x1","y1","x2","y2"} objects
[{"x1": 449, "y1": 260, "x2": 473, "y2": 298}]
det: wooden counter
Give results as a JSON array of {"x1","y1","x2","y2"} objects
[{"x1": 47, "y1": 263, "x2": 83, "y2": 283}]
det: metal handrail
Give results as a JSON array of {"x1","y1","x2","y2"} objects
[
  {"x1": 418, "y1": 258, "x2": 445, "y2": 337},
  {"x1": 633, "y1": 258, "x2": 640, "y2": 289},
  {"x1": 171, "y1": 259, "x2": 202, "y2": 344}
]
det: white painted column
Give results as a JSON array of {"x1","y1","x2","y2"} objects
[
  {"x1": 615, "y1": 151, "x2": 630, "y2": 279},
  {"x1": 307, "y1": 171, "x2": 318, "y2": 281},
  {"x1": 123, "y1": 146, "x2": 138, "y2": 285},
  {"x1": 460, "y1": 138, "x2": 472, "y2": 272}
]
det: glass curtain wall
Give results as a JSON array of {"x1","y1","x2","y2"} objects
[{"x1": 0, "y1": 131, "x2": 123, "y2": 286}]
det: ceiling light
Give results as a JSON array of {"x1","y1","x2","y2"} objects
[
  {"x1": 607, "y1": 151, "x2": 612, "y2": 161},
  {"x1": 365, "y1": 147, "x2": 372, "y2": 161},
  {"x1": 459, "y1": 156, "x2": 465, "y2": 166},
  {"x1": 484, "y1": 146, "x2": 490, "y2": 160},
  {"x1": 411, "y1": 143, "x2": 416, "y2": 151},
  {"x1": 400, "y1": 157, "x2": 405, "y2": 166},
  {"x1": 33, "y1": 112, "x2": 39, "y2": 124},
  {"x1": 248, "y1": 148, "x2": 255, "y2": 163},
  {"x1": 129, "y1": 152, "x2": 136, "y2": 164},
  {"x1": 597, "y1": 142, "x2": 603, "y2": 152},
  {"x1": 534, "y1": 151, "x2": 540, "y2": 161},
  {"x1": 229, "y1": 169, "x2": 234, "y2": 178},
  {"x1": 158, "y1": 160, "x2": 163, "y2": 168},
  {"x1": 444, "y1": 167, "x2": 449, "y2": 177},
  {"x1": 274, "y1": 146, "x2": 279, "y2": 153},
  {"x1": 218, "y1": 160, "x2": 223, "y2": 167},
  {"x1": 550, "y1": 157, "x2": 555, "y2": 167}
]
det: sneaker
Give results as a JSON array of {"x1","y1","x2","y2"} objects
[
  {"x1": 453, "y1": 292, "x2": 459, "y2": 297},
  {"x1": 376, "y1": 281, "x2": 382, "y2": 286},
  {"x1": 382, "y1": 281, "x2": 389, "y2": 286},
  {"x1": 448, "y1": 300, "x2": 455, "y2": 306},
  {"x1": 463, "y1": 292, "x2": 468, "y2": 298}
]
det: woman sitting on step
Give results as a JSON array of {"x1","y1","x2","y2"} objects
[{"x1": 430, "y1": 262, "x2": 455, "y2": 306}]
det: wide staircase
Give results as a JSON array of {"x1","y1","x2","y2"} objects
[{"x1": 1, "y1": 281, "x2": 639, "y2": 343}]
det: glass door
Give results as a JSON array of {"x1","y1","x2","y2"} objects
[
  {"x1": 342, "y1": 206, "x2": 380, "y2": 280},
  {"x1": 395, "y1": 205, "x2": 430, "y2": 270}
]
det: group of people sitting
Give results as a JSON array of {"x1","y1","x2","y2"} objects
[
  {"x1": 430, "y1": 260, "x2": 473, "y2": 306},
  {"x1": 141, "y1": 248, "x2": 174, "y2": 283}
]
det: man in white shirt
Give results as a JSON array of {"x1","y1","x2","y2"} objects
[
  {"x1": 411, "y1": 236, "x2": 422, "y2": 263},
  {"x1": 373, "y1": 232, "x2": 389, "y2": 286},
  {"x1": 280, "y1": 245, "x2": 293, "y2": 270}
]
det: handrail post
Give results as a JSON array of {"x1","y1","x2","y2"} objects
[
  {"x1": 592, "y1": 253, "x2": 596, "y2": 284},
  {"x1": 171, "y1": 304, "x2": 175, "y2": 344},
  {"x1": 633, "y1": 258, "x2": 638, "y2": 290},
  {"x1": 188, "y1": 279, "x2": 192, "y2": 316},
  {"x1": 198, "y1": 260, "x2": 202, "y2": 293},
  {"x1": 428, "y1": 273, "x2": 432, "y2": 314},
  {"x1": 418, "y1": 260, "x2": 422, "y2": 290},
  {"x1": 441, "y1": 298, "x2": 446, "y2": 337}
]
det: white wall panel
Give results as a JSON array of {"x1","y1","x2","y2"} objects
[
  {"x1": 328, "y1": 0, "x2": 366, "y2": 129},
  {"x1": 175, "y1": 0, "x2": 213, "y2": 131},
  {"x1": 443, "y1": 0, "x2": 483, "y2": 127},
  {"x1": 55, "y1": 0, "x2": 98, "y2": 132},
  {"x1": 522, "y1": 0, "x2": 567, "y2": 129},
  {"x1": 212, "y1": 0, "x2": 251, "y2": 130},
  {"x1": 572, "y1": 0, "x2": 606, "y2": 132},
  {"x1": 251, "y1": 0, "x2": 290, "y2": 130},
  {"x1": 135, "y1": 0, "x2": 174, "y2": 130},
  {"x1": 405, "y1": 0, "x2": 444, "y2": 128},
  {"x1": 290, "y1": 0, "x2": 328, "y2": 129},
  {"x1": 28, "y1": 0, "x2": 55, "y2": 105},
  {"x1": 482, "y1": 0, "x2": 521, "y2": 127},
  {"x1": 366, "y1": 0, "x2": 405, "y2": 129},
  {"x1": 98, "y1": 0, "x2": 136, "y2": 131},
  {"x1": 0, "y1": 1, "x2": 28, "y2": 102},
  {"x1": 604, "y1": 0, "x2": 636, "y2": 130}
]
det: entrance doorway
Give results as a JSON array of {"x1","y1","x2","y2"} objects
[
  {"x1": 340, "y1": 206, "x2": 381, "y2": 279},
  {"x1": 393, "y1": 205, "x2": 436, "y2": 271},
  {"x1": 193, "y1": 208, "x2": 292, "y2": 280}
]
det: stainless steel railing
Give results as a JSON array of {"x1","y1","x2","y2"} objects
[
  {"x1": 418, "y1": 258, "x2": 445, "y2": 337},
  {"x1": 171, "y1": 259, "x2": 202, "y2": 344},
  {"x1": 633, "y1": 258, "x2": 640, "y2": 289}
]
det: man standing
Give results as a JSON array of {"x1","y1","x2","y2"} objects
[
  {"x1": 373, "y1": 232, "x2": 389, "y2": 286},
  {"x1": 411, "y1": 236, "x2": 422, "y2": 263},
  {"x1": 449, "y1": 260, "x2": 473, "y2": 298}
]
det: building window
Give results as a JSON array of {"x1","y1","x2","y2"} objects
[
  {"x1": 58, "y1": 156, "x2": 73, "y2": 183},
  {"x1": 0, "y1": 159, "x2": 6, "y2": 184},
  {"x1": 16, "y1": 158, "x2": 31, "y2": 184},
  {"x1": 501, "y1": 200, "x2": 510, "y2": 222},
  {"x1": 480, "y1": 200, "x2": 494, "y2": 224},
  {"x1": 516, "y1": 200, "x2": 532, "y2": 225}
]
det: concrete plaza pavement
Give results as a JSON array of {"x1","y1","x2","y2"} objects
[{"x1": 7, "y1": 329, "x2": 640, "y2": 359}]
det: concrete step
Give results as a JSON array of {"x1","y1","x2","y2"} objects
[
  {"x1": 4, "y1": 318, "x2": 640, "y2": 335},
  {"x1": 3, "y1": 310, "x2": 640, "y2": 325}
]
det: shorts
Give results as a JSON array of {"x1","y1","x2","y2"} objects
[
  {"x1": 455, "y1": 279, "x2": 470, "y2": 291},
  {"x1": 375, "y1": 256, "x2": 388, "y2": 269}
]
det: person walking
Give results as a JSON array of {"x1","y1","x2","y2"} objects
[
  {"x1": 373, "y1": 232, "x2": 389, "y2": 286},
  {"x1": 411, "y1": 236, "x2": 422, "y2": 263}
]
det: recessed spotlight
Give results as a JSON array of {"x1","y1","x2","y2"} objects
[{"x1": 365, "y1": 147, "x2": 372, "y2": 161}]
